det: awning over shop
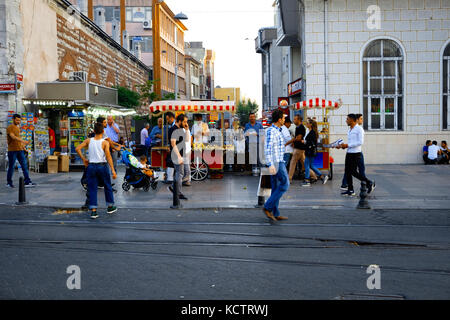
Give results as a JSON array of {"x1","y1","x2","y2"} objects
[
  {"x1": 149, "y1": 100, "x2": 236, "y2": 113},
  {"x1": 22, "y1": 99, "x2": 137, "y2": 117},
  {"x1": 86, "y1": 106, "x2": 137, "y2": 117}
]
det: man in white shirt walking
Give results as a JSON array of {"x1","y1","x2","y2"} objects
[{"x1": 337, "y1": 114, "x2": 375, "y2": 196}]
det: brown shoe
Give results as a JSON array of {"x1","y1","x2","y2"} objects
[
  {"x1": 275, "y1": 216, "x2": 288, "y2": 221},
  {"x1": 262, "y1": 208, "x2": 277, "y2": 222}
]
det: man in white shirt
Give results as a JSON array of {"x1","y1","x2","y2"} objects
[
  {"x1": 281, "y1": 116, "x2": 294, "y2": 168},
  {"x1": 427, "y1": 141, "x2": 440, "y2": 164},
  {"x1": 337, "y1": 113, "x2": 374, "y2": 196},
  {"x1": 140, "y1": 123, "x2": 150, "y2": 146},
  {"x1": 192, "y1": 114, "x2": 210, "y2": 144}
]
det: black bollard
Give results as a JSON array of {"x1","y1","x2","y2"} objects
[
  {"x1": 357, "y1": 181, "x2": 371, "y2": 209},
  {"x1": 255, "y1": 196, "x2": 265, "y2": 208},
  {"x1": 16, "y1": 176, "x2": 28, "y2": 205}
]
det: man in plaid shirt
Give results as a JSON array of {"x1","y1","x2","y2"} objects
[{"x1": 263, "y1": 109, "x2": 290, "y2": 222}]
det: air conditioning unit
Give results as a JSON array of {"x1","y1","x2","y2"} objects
[
  {"x1": 69, "y1": 71, "x2": 88, "y2": 82},
  {"x1": 143, "y1": 20, "x2": 151, "y2": 29}
]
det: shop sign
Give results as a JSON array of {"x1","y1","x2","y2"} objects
[
  {"x1": 0, "y1": 83, "x2": 16, "y2": 93},
  {"x1": 288, "y1": 78, "x2": 302, "y2": 96},
  {"x1": 278, "y1": 97, "x2": 289, "y2": 108}
]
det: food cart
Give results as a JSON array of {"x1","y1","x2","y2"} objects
[
  {"x1": 148, "y1": 100, "x2": 236, "y2": 181},
  {"x1": 289, "y1": 97, "x2": 342, "y2": 180}
]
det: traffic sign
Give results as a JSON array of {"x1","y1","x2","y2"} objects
[{"x1": 16, "y1": 73, "x2": 23, "y2": 83}]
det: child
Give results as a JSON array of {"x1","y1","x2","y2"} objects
[{"x1": 139, "y1": 155, "x2": 154, "y2": 177}]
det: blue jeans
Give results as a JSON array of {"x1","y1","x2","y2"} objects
[
  {"x1": 283, "y1": 153, "x2": 292, "y2": 169},
  {"x1": 264, "y1": 163, "x2": 290, "y2": 217},
  {"x1": 304, "y1": 155, "x2": 322, "y2": 180},
  {"x1": 342, "y1": 153, "x2": 366, "y2": 186},
  {"x1": 7, "y1": 151, "x2": 32, "y2": 185},
  {"x1": 86, "y1": 163, "x2": 114, "y2": 210}
]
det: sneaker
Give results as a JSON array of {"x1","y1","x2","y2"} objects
[
  {"x1": 340, "y1": 185, "x2": 348, "y2": 191},
  {"x1": 182, "y1": 181, "x2": 191, "y2": 187},
  {"x1": 341, "y1": 190, "x2": 356, "y2": 196},
  {"x1": 24, "y1": 182, "x2": 36, "y2": 188},
  {"x1": 170, "y1": 204, "x2": 183, "y2": 209},
  {"x1": 107, "y1": 206, "x2": 117, "y2": 214},
  {"x1": 90, "y1": 210, "x2": 99, "y2": 219},
  {"x1": 302, "y1": 180, "x2": 311, "y2": 187},
  {"x1": 367, "y1": 181, "x2": 376, "y2": 194},
  {"x1": 322, "y1": 175, "x2": 329, "y2": 185},
  {"x1": 6, "y1": 183, "x2": 15, "y2": 188}
]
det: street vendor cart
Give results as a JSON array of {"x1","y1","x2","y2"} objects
[
  {"x1": 288, "y1": 97, "x2": 342, "y2": 180},
  {"x1": 149, "y1": 100, "x2": 236, "y2": 181}
]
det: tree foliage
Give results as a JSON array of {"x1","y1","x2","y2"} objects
[
  {"x1": 236, "y1": 98, "x2": 259, "y2": 127},
  {"x1": 115, "y1": 86, "x2": 141, "y2": 109}
]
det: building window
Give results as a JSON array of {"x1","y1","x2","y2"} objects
[
  {"x1": 362, "y1": 39, "x2": 403, "y2": 130},
  {"x1": 126, "y1": 7, "x2": 151, "y2": 22},
  {"x1": 95, "y1": 6, "x2": 120, "y2": 22},
  {"x1": 132, "y1": 36, "x2": 152, "y2": 53},
  {"x1": 443, "y1": 43, "x2": 450, "y2": 130}
]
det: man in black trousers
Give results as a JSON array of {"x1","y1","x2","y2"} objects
[
  {"x1": 167, "y1": 114, "x2": 189, "y2": 209},
  {"x1": 337, "y1": 114, "x2": 375, "y2": 196}
]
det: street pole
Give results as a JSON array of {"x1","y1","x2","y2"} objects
[
  {"x1": 175, "y1": 52, "x2": 178, "y2": 100},
  {"x1": 14, "y1": 73, "x2": 18, "y2": 113}
]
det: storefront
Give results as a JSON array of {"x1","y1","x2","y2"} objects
[{"x1": 22, "y1": 81, "x2": 135, "y2": 170}]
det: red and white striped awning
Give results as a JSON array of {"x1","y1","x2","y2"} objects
[
  {"x1": 149, "y1": 100, "x2": 236, "y2": 113},
  {"x1": 290, "y1": 98, "x2": 342, "y2": 110}
]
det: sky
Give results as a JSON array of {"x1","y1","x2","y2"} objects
[{"x1": 164, "y1": 0, "x2": 276, "y2": 108}]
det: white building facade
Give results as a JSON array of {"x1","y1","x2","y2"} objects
[{"x1": 276, "y1": 0, "x2": 450, "y2": 164}]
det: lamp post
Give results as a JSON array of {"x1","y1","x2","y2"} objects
[{"x1": 173, "y1": 12, "x2": 188, "y2": 101}]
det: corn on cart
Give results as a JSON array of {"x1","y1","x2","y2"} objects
[
  {"x1": 289, "y1": 97, "x2": 342, "y2": 180},
  {"x1": 149, "y1": 100, "x2": 236, "y2": 181}
]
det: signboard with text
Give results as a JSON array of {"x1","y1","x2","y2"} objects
[
  {"x1": 288, "y1": 78, "x2": 303, "y2": 97},
  {"x1": 0, "y1": 83, "x2": 16, "y2": 93}
]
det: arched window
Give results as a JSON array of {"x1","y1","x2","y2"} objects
[
  {"x1": 443, "y1": 43, "x2": 450, "y2": 130},
  {"x1": 363, "y1": 39, "x2": 403, "y2": 130}
]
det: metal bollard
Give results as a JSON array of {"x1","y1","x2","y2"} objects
[
  {"x1": 255, "y1": 196, "x2": 265, "y2": 208},
  {"x1": 16, "y1": 176, "x2": 28, "y2": 205},
  {"x1": 357, "y1": 181, "x2": 371, "y2": 209}
]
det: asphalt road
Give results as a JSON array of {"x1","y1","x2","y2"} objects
[{"x1": 0, "y1": 205, "x2": 449, "y2": 300}]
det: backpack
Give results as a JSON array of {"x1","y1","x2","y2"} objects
[{"x1": 145, "y1": 135, "x2": 152, "y2": 147}]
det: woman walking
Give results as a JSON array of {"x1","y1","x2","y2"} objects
[{"x1": 302, "y1": 119, "x2": 328, "y2": 187}]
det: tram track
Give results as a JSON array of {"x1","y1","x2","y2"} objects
[
  {"x1": 0, "y1": 219, "x2": 448, "y2": 248},
  {"x1": 1, "y1": 241, "x2": 449, "y2": 276}
]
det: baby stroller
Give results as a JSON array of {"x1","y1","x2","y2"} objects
[{"x1": 121, "y1": 148, "x2": 158, "y2": 192}]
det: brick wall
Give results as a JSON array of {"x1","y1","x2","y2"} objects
[{"x1": 56, "y1": 13, "x2": 149, "y2": 90}]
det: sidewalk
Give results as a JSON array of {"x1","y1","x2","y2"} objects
[{"x1": 0, "y1": 164, "x2": 449, "y2": 210}]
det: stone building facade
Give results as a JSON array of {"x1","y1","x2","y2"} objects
[{"x1": 275, "y1": 0, "x2": 450, "y2": 164}]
